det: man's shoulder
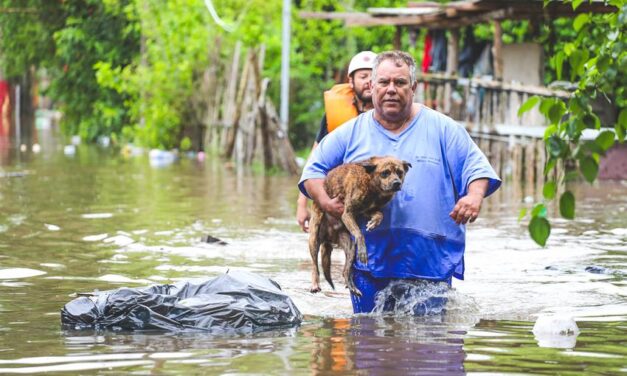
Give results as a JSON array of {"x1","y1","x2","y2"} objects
[
  {"x1": 419, "y1": 106, "x2": 464, "y2": 131},
  {"x1": 420, "y1": 105, "x2": 455, "y2": 122}
]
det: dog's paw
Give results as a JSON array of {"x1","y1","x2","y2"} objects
[
  {"x1": 310, "y1": 286, "x2": 321, "y2": 294},
  {"x1": 347, "y1": 284, "x2": 362, "y2": 297},
  {"x1": 366, "y1": 214, "x2": 383, "y2": 231},
  {"x1": 366, "y1": 220, "x2": 379, "y2": 232}
]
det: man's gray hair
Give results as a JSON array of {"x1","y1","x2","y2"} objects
[{"x1": 371, "y1": 50, "x2": 417, "y2": 86}]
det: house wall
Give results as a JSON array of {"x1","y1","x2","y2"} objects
[{"x1": 502, "y1": 43, "x2": 544, "y2": 86}]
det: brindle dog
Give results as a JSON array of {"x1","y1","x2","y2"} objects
[{"x1": 308, "y1": 156, "x2": 411, "y2": 296}]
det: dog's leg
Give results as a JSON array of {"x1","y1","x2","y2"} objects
[
  {"x1": 339, "y1": 231, "x2": 361, "y2": 296},
  {"x1": 366, "y1": 211, "x2": 384, "y2": 232},
  {"x1": 309, "y1": 205, "x2": 323, "y2": 293},
  {"x1": 320, "y1": 242, "x2": 335, "y2": 290},
  {"x1": 341, "y1": 210, "x2": 368, "y2": 264}
]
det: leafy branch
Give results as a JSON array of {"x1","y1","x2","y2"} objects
[{"x1": 519, "y1": 0, "x2": 626, "y2": 246}]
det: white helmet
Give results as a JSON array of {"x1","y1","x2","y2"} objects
[{"x1": 347, "y1": 51, "x2": 377, "y2": 77}]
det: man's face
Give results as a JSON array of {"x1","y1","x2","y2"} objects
[
  {"x1": 371, "y1": 60, "x2": 416, "y2": 120},
  {"x1": 349, "y1": 69, "x2": 373, "y2": 103}
]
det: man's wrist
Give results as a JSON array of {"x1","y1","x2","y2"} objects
[
  {"x1": 467, "y1": 178, "x2": 489, "y2": 197},
  {"x1": 467, "y1": 191, "x2": 485, "y2": 199}
]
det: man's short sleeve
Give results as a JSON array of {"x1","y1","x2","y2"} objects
[
  {"x1": 445, "y1": 121, "x2": 501, "y2": 198},
  {"x1": 299, "y1": 120, "x2": 352, "y2": 198}
]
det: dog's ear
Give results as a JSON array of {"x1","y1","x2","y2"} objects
[
  {"x1": 402, "y1": 161, "x2": 412, "y2": 172},
  {"x1": 357, "y1": 159, "x2": 377, "y2": 174}
]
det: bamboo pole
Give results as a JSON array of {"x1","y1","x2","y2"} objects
[
  {"x1": 224, "y1": 50, "x2": 252, "y2": 159},
  {"x1": 258, "y1": 78, "x2": 273, "y2": 169},
  {"x1": 221, "y1": 42, "x2": 242, "y2": 147},
  {"x1": 443, "y1": 28, "x2": 459, "y2": 115},
  {"x1": 493, "y1": 140, "x2": 502, "y2": 179},
  {"x1": 525, "y1": 138, "x2": 536, "y2": 187},
  {"x1": 492, "y1": 20, "x2": 503, "y2": 81},
  {"x1": 535, "y1": 138, "x2": 546, "y2": 193},
  {"x1": 394, "y1": 26, "x2": 402, "y2": 50},
  {"x1": 201, "y1": 37, "x2": 222, "y2": 151},
  {"x1": 515, "y1": 143, "x2": 524, "y2": 183}
]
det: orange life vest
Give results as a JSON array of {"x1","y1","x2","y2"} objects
[{"x1": 323, "y1": 83, "x2": 359, "y2": 133}]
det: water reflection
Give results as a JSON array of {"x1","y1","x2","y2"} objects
[
  {"x1": 304, "y1": 316, "x2": 467, "y2": 375},
  {"x1": 48, "y1": 317, "x2": 469, "y2": 375}
]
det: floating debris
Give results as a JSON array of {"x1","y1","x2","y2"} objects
[
  {"x1": 533, "y1": 314, "x2": 580, "y2": 348},
  {"x1": 44, "y1": 224, "x2": 61, "y2": 231},
  {"x1": 200, "y1": 234, "x2": 228, "y2": 245}
]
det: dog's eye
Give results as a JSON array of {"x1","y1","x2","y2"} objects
[
  {"x1": 396, "y1": 169, "x2": 404, "y2": 177},
  {"x1": 381, "y1": 170, "x2": 391, "y2": 178}
]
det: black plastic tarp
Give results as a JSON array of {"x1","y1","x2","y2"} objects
[{"x1": 61, "y1": 270, "x2": 302, "y2": 333}]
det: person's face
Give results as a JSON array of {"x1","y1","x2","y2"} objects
[
  {"x1": 371, "y1": 60, "x2": 416, "y2": 121},
  {"x1": 349, "y1": 69, "x2": 373, "y2": 103}
]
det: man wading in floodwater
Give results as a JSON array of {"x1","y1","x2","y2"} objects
[{"x1": 299, "y1": 51, "x2": 501, "y2": 314}]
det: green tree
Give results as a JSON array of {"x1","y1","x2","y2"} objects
[
  {"x1": 0, "y1": 0, "x2": 138, "y2": 142},
  {"x1": 96, "y1": 0, "x2": 286, "y2": 149},
  {"x1": 51, "y1": 0, "x2": 139, "y2": 141}
]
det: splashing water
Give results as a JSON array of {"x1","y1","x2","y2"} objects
[{"x1": 372, "y1": 279, "x2": 479, "y2": 320}]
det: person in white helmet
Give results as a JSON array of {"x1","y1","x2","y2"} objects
[{"x1": 296, "y1": 51, "x2": 377, "y2": 233}]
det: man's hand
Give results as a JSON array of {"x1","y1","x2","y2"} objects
[
  {"x1": 296, "y1": 195, "x2": 311, "y2": 233},
  {"x1": 449, "y1": 178, "x2": 488, "y2": 225},
  {"x1": 321, "y1": 196, "x2": 344, "y2": 219},
  {"x1": 303, "y1": 178, "x2": 345, "y2": 219},
  {"x1": 449, "y1": 193, "x2": 483, "y2": 224}
]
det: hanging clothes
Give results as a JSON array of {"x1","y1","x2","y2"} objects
[
  {"x1": 473, "y1": 43, "x2": 493, "y2": 77},
  {"x1": 458, "y1": 27, "x2": 486, "y2": 78},
  {"x1": 421, "y1": 32, "x2": 433, "y2": 73},
  {"x1": 429, "y1": 30, "x2": 448, "y2": 72}
]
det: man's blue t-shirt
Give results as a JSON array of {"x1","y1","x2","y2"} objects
[{"x1": 299, "y1": 106, "x2": 501, "y2": 281}]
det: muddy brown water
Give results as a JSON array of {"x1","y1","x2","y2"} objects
[{"x1": 0, "y1": 145, "x2": 625, "y2": 374}]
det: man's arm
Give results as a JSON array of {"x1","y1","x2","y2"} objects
[
  {"x1": 449, "y1": 178, "x2": 488, "y2": 225},
  {"x1": 296, "y1": 114, "x2": 330, "y2": 232},
  {"x1": 304, "y1": 178, "x2": 344, "y2": 219},
  {"x1": 298, "y1": 115, "x2": 351, "y2": 218}
]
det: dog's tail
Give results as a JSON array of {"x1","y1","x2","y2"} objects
[{"x1": 321, "y1": 244, "x2": 335, "y2": 290}]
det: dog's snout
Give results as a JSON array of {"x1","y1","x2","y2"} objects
[{"x1": 392, "y1": 180, "x2": 402, "y2": 191}]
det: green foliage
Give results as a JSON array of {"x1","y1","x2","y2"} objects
[
  {"x1": 518, "y1": 1, "x2": 625, "y2": 246},
  {"x1": 531, "y1": 203, "x2": 548, "y2": 218},
  {"x1": 559, "y1": 191, "x2": 575, "y2": 219},
  {"x1": 104, "y1": 0, "x2": 214, "y2": 149},
  {"x1": 0, "y1": 0, "x2": 138, "y2": 142},
  {"x1": 542, "y1": 181, "x2": 557, "y2": 200},
  {"x1": 180, "y1": 136, "x2": 192, "y2": 151},
  {"x1": 518, "y1": 96, "x2": 540, "y2": 117},
  {"x1": 529, "y1": 216, "x2": 551, "y2": 247}
]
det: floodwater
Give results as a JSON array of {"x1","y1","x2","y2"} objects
[{"x1": 0, "y1": 142, "x2": 625, "y2": 375}]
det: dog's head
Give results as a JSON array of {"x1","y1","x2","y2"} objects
[{"x1": 358, "y1": 156, "x2": 412, "y2": 193}]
